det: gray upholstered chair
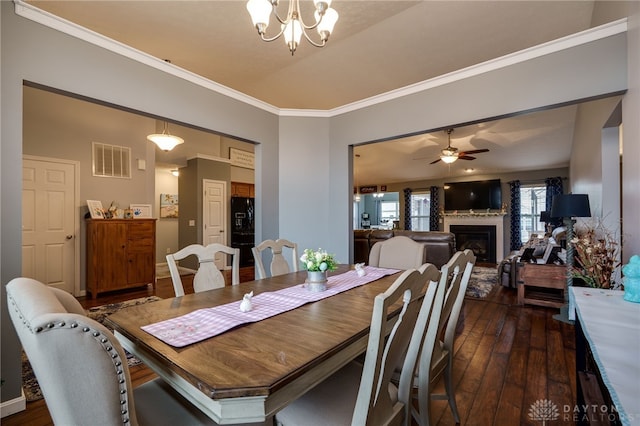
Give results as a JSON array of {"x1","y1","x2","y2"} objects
[
  {"x1": 252, "y1": 238, "x2": 298, "y2": 279},
  {"x1": 415, "y1": 249, "x2": 476, "y2": 425},
  {"x1": 6, "y1": 277, "x2": 217, "y2": 425},
  {"x1": 167, "y1": 243, "x2": 240, "y2": 297},
  {"x1": 368, "y1": 235, "x2": 426, "y2": 270},
  {"x1": 275, "y1": 263, "x2": 445, "y2": 426}
]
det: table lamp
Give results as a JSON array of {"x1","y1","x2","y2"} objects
[
  {"x1": 539, "y1": 210, "x2": 551, "y2": 234},
  {"x1": 550, "y1": 193, "x2": 591, "y2": 323}
]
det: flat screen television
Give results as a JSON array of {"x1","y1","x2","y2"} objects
[{"x1": 444, "y1": 179, "x2": 502, "y2": 211}]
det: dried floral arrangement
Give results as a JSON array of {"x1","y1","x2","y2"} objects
[{"x1": 571, "y1": 218, "x2": 621, "y2": 289}]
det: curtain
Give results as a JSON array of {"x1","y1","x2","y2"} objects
[
  {"x1": 430, "y1": 186, "x2": 440, "y2": 231},
  {"x1": 509, "y1": 180, "x2": 522, "y2": 251},
  {"x1": 403, "y1": 188, "x2": 412, "y2": 230},
  {"x1": 545, "y1": 176, "x2": 564, "y2": 228}
]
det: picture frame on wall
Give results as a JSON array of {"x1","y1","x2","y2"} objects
[
  {"x1": 87, "y1": 200, "x2": 105, "y2": 219},
  {"x1": 160, "y1": 194, "x2": 179, "y2": 218},
  {"x1": 130, "y1": 204, "x2": 152, "y2": 218}
]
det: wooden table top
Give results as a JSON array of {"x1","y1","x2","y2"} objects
[{"x1": 105, "y1": 265, "x2": 401, "y2": 401}]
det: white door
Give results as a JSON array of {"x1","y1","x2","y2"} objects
[
  {"x1": 203, "y1": 180, "x2": 227, "y2": 270},
  {"x1": 22, "y1": 156, "x2": 79, "y2": 295}
]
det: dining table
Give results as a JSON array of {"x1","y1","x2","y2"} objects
[{"x1": 105, "y1": 265, "x2": 402, "y2": 424}]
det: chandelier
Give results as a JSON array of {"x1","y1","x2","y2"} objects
[
  {"x1": 246, "y1": 0, "x2": 339, "y2": 55},
  {"x1": 147, "y1": 122, "x2": 184, "y2": 152}
]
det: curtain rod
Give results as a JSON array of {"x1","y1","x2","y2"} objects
[
  {"x1": 408, "y1": 177, "x2": 567, "y2": 190},
  {"x1": 509, "y1": 177, "x2": 568, "y2": 185}
]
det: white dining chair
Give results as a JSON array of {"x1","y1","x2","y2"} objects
[
  {"x1": 252, "y1": 238, "x2": 298, "y2": 279},
  {"x1": 6, "y1": 277, "x2": 218, "y2": 426},
  {"x1": 167, "y1": 243, "x2": 240, "y2": 297},
  {"x1": 368, "y1": 235, "x2": 426, "y2": 270},
  {"x1": 275, "y1": 263, "x2": 445, "y2": 426},
  {"x1": 415, "y1": 249, "x2": 476, "y2": 425}
]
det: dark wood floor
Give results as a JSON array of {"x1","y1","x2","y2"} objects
[{"x1": 4, "y1": 268, "x2": 577, "y2": 426}]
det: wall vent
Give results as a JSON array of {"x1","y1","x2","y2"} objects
[{"x1": 92, "y1": 142, "x2": 131, "y2": 178}]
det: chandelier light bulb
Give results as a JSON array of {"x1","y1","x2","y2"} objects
[
  {"x1": 246, "y1": 0, "x2": 272, "y2": 32},
  {"x1": 316, "y1": 7, "x2": 338, "y2": 41},
  {"x1": 283, "y1": 19, "x2": 303, "y2": 54}
]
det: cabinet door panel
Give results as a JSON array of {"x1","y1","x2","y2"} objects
[{"x1": 90, "y1": 222, "x2": 127, "y2": 292}]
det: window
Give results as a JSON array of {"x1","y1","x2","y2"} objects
[
  {"x1": 379, "y1": 201, "x2": 399, "y2": 228},
  {"x1": 410, "y1": 192, "x2": 430, "y2": 231},
  {"x1": 520, "y1": 184, "x2": 546, "y2": 243},
  {"x1": 93, "y1": 142, "x2": 131, "y2": 178}
]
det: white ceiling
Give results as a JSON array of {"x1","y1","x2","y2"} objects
[{"x1": 25, "y1": 0, "x2": 629, "y2": 184}]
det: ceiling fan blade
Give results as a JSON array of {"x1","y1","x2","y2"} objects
[
  {"x1": 429, "y1": 158, "x2": 442, "y2": 164},
  {"x1": 459, "y1": 148, "x2": 489, "y2": 155},
  {"x1": 458, "y1": 155, "x2": 476, "y2": 160}
]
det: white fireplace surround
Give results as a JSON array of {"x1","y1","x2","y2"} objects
[{"x1": 444, "y1": 214, "x2": 508, "y2": 262}]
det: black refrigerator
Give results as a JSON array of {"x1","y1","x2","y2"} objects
[{"x1": 230, "y1": 197, "x2": 255, "y2": 267}]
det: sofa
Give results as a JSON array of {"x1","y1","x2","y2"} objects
[{"x1": 354, "y1": 229, "x2": 456, "y2": 269}]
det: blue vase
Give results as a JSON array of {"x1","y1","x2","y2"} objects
[
  {"x1": 623, "y1": 277, "x2": 640, "y2": 303},
  {"x1": 622, "y1": 255, "x2": 640, "y2": 303}
]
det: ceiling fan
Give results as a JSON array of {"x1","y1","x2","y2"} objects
[{"x1": 430, "y1": 128, "x2": 490, "y2": 164}]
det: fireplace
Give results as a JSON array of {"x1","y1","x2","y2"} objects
[
  {"x1": 450, "y1": 225, "x2": 497, "y2": 263},
  {"x1": 443, "y1": 214, "x2": 507, "y2": 263}
]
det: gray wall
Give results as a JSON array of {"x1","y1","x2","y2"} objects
[{"x1": 1, "y1": 1, "x2": 279, "y2": 404}]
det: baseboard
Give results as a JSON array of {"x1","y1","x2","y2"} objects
[{"x1": 0, "y1": 389, "x2": 26, "y2": 418}]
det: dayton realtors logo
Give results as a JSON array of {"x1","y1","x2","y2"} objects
[
  {"x1": 528, "y1": 399, "x2": 624, "y2": 424},
  {"x1": 528, "y1": 399, "x2": 560, "y2": 424}
]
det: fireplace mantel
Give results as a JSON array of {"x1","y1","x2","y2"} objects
[{"x1": 444, "y1": 214, "x2": 508, "y2": 262}]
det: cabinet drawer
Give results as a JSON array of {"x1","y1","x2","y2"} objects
[
  {"x1": 128, "y1": 221, "x2": 155, "y2": 237},
  {"x1": 128, "y1": 237, "x2": 154, "y2": 252}
]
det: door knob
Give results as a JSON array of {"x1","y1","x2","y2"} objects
[{"x1": 65, "y1": 235, "x2": 73, "y2": 240}]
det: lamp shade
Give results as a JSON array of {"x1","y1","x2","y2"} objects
[
  {"x1": 147, "y1": 133, "x2": 184, "y2": 151},
  {"x1": 550, "y1": 194, "x2": 591, "y2": 219},
  {"x1": 539, "y1": 211, "x2": 550, "y2": 222}
]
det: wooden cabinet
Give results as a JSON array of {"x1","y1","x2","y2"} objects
[
  {"x1": 230, "y1": 182, "x2": 255, "y2": 197},
  {"x1": 517, "y1": 262, "x2": 566, "y2": 308},
  {"x1": 86, "y1": 219, "x2": 156, "y2": 298}
]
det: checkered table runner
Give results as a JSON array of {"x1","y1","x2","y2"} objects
[{"x1": 142, "y1": 266, "x2": 399, "y2": 347}]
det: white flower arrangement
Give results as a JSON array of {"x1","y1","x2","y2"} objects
[{"x1": 300, "y1": 248, "x2": 338, "y2": 272}]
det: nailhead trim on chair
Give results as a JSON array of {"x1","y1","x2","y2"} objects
[{"x1": 7, "y1": 294, "x2": 132, "y2": 425}]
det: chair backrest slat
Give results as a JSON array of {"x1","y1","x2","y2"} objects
[
  {"x1": 252, "y1": 238, "x2": 298, "y2": 279},
  {"x1": 167, "y1": 243, "x2": 240, "y2": 296}
]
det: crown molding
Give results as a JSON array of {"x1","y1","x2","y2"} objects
[
  {"x1": 324, "y1": 18, "x2": 628, "y2": 117},
  {"x1": 14, "y1": 1, "x2": 627, "y2": 119},
  {"x1": 13, "y1": 0, "x2": 280, "y2": 115}
]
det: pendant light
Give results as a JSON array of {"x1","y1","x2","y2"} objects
[{"x1": 147, "y1": 122, "x2": 184, "y2": 151}]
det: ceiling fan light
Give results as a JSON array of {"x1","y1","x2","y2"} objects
[{"x1": 440, "y1": 154, "x2": 458, "y2": 164}]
